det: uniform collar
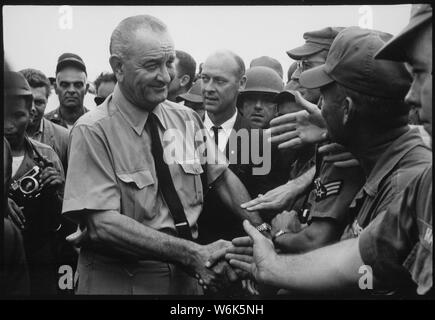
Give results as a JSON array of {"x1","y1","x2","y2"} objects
[
  {"x1": 111, "y1": 84, "x2": 166, "y2": 136},
  {"x1": 363, "y1": 127, "x2": 427, "y2": 197},
  {"x1": 46, "y1": 105, "x2": 89, "y2": 126}
]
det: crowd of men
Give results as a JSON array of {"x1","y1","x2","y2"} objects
[{"x1": 2, "y1": 5, "x2": 432, "y2": 297}]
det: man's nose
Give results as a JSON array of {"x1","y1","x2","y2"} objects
[
  {"x1": 4, "y1": 120, "x2": 15, "y2": 131},
  {"x1": 254, "y1": 99, "x2": 263, "y2": 110},
  {"x1": 157, "y1": 65, "x2": 172, "y2": 84},
  {"x1": 66, "y1": 84, "x2": 77, "y2": 93},
  {"x1": 31, "y1": 103, "x2": 37, "y2": 114},
  {"x1": 404, "y1": 83, "x2": 421, "y2": 110},
  {"x1": 292, "y1": 68, "x2": 302, "y2": 80},
  {"x1": 203, "y1": 80, "x2": 215, "y2": 92}
]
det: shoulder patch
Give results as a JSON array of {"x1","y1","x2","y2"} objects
[{"x1": 314, "y1": 178, "x2": 343, "y2": 201}]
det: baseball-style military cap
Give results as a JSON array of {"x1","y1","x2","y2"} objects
[
  {"x1": 375, "y1": 4, "x2": 432, "y2": 61},
  {"x1": 250, "y1": 56, "x2": 284, "y2": 79},
  {"x1": 4, "y1": 71, "x2": 33, "y2": 97},
  {"x1": 287, "y1": 27, "x2": 345, "y2": 60},
  {"x1": 177, "y1": 80, "x2": 203, "y2": 104},
  {"x1": 240, "y1": 66, "x2": 284, "y2": 95},
  {"x1": 299, "y1": 27, "x2": 412, "y2": 99},
  {"x1": 56, "y1": 52, "x2": 87, "y2": 75}
]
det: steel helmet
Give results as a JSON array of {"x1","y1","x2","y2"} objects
[{"x1": 240, "y1": 66, "x2": 284, "y2": 95}]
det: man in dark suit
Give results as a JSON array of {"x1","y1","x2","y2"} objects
[{"x1": 198, "y1": 50, "x2": 275, "y2": 244}]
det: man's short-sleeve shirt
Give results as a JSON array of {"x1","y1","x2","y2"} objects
[
  {"x1": 31, "y1": 118, "x2": 70, "y2": 172},
  {"x1": 302, "y1": 149, "x2": 366, "y2": 226},
  {"x1": 45, "y1": 106, "x2": 89, "y2": 130},
  {"x1": 62, "y1": 85, "x2": 228, "y2": 239},
  {"x1": 359, "y1": 166, "x2": 432, "y2": 295},
  {"x1": 341, "y1": 128, "x2": 432, "y2": 240}
]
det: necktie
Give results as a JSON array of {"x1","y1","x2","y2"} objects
[
  {"x1": 212, "y1": 125, "x2": 222, "y2": 150},
  {"x1": 147, "y1": 113, "x2": 192, "y2": 240}
]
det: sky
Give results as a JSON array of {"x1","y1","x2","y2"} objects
[{"x1": 3, "y1": 5, "x2": 412, "y2": 84}]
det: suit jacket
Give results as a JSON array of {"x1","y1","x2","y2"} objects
[{"x1": 197, "y1": 112, "x2": 292, "y2": 244}]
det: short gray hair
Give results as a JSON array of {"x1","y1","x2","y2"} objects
[{"x1": 110, "y1": 15, "x2": 168, "y2": 59}]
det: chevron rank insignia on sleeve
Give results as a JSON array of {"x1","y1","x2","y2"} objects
[{"x1": 314, "y1": 178, "x2": 342, "y2": 201}]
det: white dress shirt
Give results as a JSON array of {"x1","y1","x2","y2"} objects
[{"x1": 203, "y1": 109, "x2": 238, "y2": 152}]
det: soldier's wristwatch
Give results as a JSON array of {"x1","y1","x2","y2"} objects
[{"x1": 256, "y1": 222, "x2": 272, "y2": 233}]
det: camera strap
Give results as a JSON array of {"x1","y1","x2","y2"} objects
[{"x1": 25, "y1": 136, "x2": 52, "y2": 168}]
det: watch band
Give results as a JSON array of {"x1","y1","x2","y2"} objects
[{"x1": 256, "y1": 222, "x2": 272, "y2": 233}]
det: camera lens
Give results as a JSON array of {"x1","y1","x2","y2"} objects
[{"x1": 20, "y1": 176, "x2": 39, "y2": 194}]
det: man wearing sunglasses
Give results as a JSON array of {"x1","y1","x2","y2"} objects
[
  {"x1": 287, "y1": 27, "x2": 344, "y2": 104},
  {"x1": 94, "y1": 72, "x2": 117, "y2": 106}
]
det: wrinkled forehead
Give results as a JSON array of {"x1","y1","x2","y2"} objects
[{"x1": 131, "y1": 29, "x2": 175, "y2": 60}]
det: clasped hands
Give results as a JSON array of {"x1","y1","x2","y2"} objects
[
  {"x1": 204, "y1": 220, "x2": 279, "y2": 291},
  {"x1": 203, "y1": 211, "x2": 300, "y2": 292}
]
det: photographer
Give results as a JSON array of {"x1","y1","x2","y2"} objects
[{"x1": 4, "y1": 71, "x2": 65, "y2": 295}]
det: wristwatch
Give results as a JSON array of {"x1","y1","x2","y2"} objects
[{"x1": 256, "y1": 222, "x2": 272, "y2": 233}]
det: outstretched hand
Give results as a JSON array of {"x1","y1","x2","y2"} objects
[
  {"x1": 225, "y1": 220, "x2": 278, "y2": 284},
  {"x1": 240, "y1": 182, "x2": 300, "y2": 213},
  {"x1": 267, "y1": 91, "x2": 328, "y2": 150}
]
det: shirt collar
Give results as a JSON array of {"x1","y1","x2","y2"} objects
[
  {"x1": 203, "y1": 109, "x2": 238, "y2": 133},
  {"x1": 111, "y1": 84, "x2": 166, "y2": 136},
  {"x1": 363, "y1": 127, "x2": 427, "y2": 197},
  {"x1": 46, "y1": 106, "x2": 89, "y2": 126}
]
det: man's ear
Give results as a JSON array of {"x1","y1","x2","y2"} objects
[
  {"x1": 342, "y1": 96, "x2": 355, "y2": 126},
  {"x1": 179, "y1": 75, "x2": 191, "y2": 88},
  {"x1": 109, "y1": 55, "x2": 124, "y2": 82},
  {"x1": 54, "y1": 80, "x2": 59, "y2": 95},
  {"x1": 239, "y1": 75, "x2": 247, "y2": 91},
  {"x1": 85, "y1": 82, "x2": 90, "y2": 94}
]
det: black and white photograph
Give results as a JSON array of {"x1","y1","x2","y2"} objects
[{"x1": 1, "y1": 2, "x2": 432, "y2": 309}]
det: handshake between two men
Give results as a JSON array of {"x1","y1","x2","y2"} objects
[{"x1": 65, "y1": 88, "x2": 358, "y2": 296}]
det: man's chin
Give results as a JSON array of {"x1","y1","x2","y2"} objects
[
  {"x1": 204, "y1": 104, "x2": 219, "y2": 113},
  {"x1": 249, "y1": 118, "x2": 265, "y2": 129},
  {"x1": 423, "y1": 123, "x2": 432, "y2": 137},
  {"x1": 29, "y1": 118, "x2": 42, "y2": 126},
  {"x1": 62, "y1": 102, "x2": 80, "y2": 109}
]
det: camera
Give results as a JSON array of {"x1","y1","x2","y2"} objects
[{"x1": 9, "y1": 165, "x2": 44, "y2": 201}]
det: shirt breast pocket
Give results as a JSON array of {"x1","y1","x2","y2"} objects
[
  {"x1": 179, "y1": 163, "x2": 204, "y2": 206},
  {"x1": 116, "y1": 169, "x2": 156, "y2": 221}
]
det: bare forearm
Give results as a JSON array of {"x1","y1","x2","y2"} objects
[
  {"x1": 275, "y1": 220, "x2": 341, "y2": 254},
  {"x1": 276, "y1": 232, "x2": 318, "y2": 254},
  {"x1": 215, "y1": 169, "x2": 263, "y2": 226},
  {"x1": 291, "y1": 165, "x2": 315, "y2": 193},
  {"x1": 263, "y1": 238, "x2": 365, "y2": 293},
  {"x1": 86, "y1": 210, "x2": 199, "y2": 267}
]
